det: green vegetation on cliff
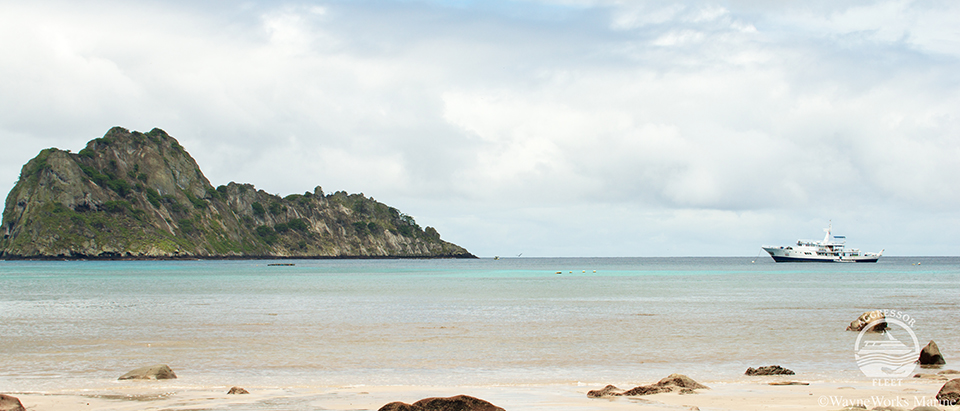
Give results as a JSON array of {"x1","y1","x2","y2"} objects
[{"x1": 0, "y1": 127, "x2": 474, "y2": 259}]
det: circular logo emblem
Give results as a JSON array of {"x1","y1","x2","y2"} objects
[{"x1": 854, "y1": 318, "x2": 919, "y2": 378}]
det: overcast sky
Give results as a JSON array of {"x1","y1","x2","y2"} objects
[{"x1": 1, "y1": 0, "x2": 958, "y2": 257}]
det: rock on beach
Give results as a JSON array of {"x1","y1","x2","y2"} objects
[
  {"x1": 378, "y1": 395, "x2": 505, "y2": 411},
  {"x1": 587, "y1": 385, "x2": 624, "y2": 398},
  {"x1": 937, "y1": 378, "x2": 960, "y2": 406},
  {"x1": 588, "y1": 374, "x2": 708, "y2": 398},
  {"x1": 745, "y1": 365, "x2": 795, "y2": 376},
  {"x1": 118, "y1": 364, "x2": 178, "y2": 380},
  {"x1": 919, "y1": 340, "x2": 946, "y2": 366},
  {"x1": 0, "y1": 394, "x2": 25, "y2": 411},
  {"x1": 846, "y1": 310, "x2": 887, "y2": 332}
]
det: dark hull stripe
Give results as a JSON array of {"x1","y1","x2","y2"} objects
[{"x1": 770, "y1": 256, "x2": 879, "y2": 263}]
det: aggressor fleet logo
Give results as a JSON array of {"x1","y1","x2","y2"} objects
[{"x1": 854, "y1": 310, "x2": 920, "y2": 380}]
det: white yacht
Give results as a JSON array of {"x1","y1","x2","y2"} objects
[{"x1": 762, "y1": 224, "x2": 883, "y2": 263}]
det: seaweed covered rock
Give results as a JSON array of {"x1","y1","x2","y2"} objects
[{"x1": 745, "y1": 365, "x2": 795, "y2": 376}]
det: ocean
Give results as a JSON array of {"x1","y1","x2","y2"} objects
[{"x1": 2, "y1": 257, "x2": 958, "y2": 399}]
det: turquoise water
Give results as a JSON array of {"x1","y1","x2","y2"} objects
[{"x1": 1, "y1": 257, "x2": 958, "y2": 393}]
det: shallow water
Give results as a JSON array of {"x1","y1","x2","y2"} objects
[{"x1": 1, "y1": 257, "x2": 958, "y2": 394}]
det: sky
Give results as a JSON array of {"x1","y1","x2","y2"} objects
[{"x1": 1, "y1": 0, "x2": 958, "y2": 257}]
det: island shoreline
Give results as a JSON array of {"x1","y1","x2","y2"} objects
[{"x1": 0, "y1": 252, "x2": 478, "y2": 261}]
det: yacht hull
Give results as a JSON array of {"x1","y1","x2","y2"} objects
[
  {"x1": 762, "y1": 225, "x2": 882, "y2": 263},
  {"x1": 766, "y1": 253, "x2": 879, "y2": 263}
]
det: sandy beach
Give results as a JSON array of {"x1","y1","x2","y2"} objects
[{"x1": 6, "y1": 377, "x2": 955, "y2": 411}]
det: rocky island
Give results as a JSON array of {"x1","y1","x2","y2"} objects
[{"x1": 0, "y1": 127, "x2": 474, "y2": 259}]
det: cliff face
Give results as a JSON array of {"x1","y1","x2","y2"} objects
[{"x1": 0, "y1": 127, "x2": 474, "y2": 259}]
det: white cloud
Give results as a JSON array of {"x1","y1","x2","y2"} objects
[
  {"x1": 652, "y1": 30, "x2": 706, "y2": 46},
  {"x1": 1, "y1": 0, "x2": 958, "y2": 256},
  {"x1": 611, "y1": 4, "x2": 686, "y2": 29},
  {"x1": 770, "y1": 0, "x2": 960, "y2": 55}
]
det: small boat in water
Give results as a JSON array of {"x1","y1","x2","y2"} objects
[{"x1": 762, "y1": 224, "x2": 883, "y2": 263}]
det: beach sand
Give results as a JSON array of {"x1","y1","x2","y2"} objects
[{"x1": 6, "y1": 378, "x2": 953, "y2": 410}]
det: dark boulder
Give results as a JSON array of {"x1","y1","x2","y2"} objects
[
  {"x1": 0, "y1": 394, "x2": 25, "y2": 411},
  {"x1": 378, "y1": 395, "x2": 505, "y2": 411},
  {"x1": 118, "y1": 364, "x2": 177, "y2": 380},
  {"x1": 919, "y1": 340, "x2": 946, "y2": 366},
  {"x1": 379, "y1": 403, "x2": 419, "y2": 411},
  {"x1": 847, "y1": 311, "x2": 887, "y2": 332},
  {"x1": 936, "y1": 378, "x2": 960, "y2": 406},
  {"x1": 227, "y1": 387, "x2": 249, "y2": 394},
  {"x1": 745, "y1": 365, "x2": 795, "y2": 376}
]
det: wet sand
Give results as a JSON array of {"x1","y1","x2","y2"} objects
[{"x1": 6, "y1": 377, "x2": 953, "y2": 410}]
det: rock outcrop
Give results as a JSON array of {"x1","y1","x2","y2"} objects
[
  {"x1": 936, "y1": 378, "x2": 960, "y2": 406},
  {"x1": 118, "y1": 364, "x2": 178, "y2": 380},
  {"x1": 588, "y1": 374, "x2": 708, "y2": 398},
  {"x1": 378, "y1": 395, "x2": 504, "y2": 411},
  {"x1": 1, "y1": 127, "x2": 474, "y2": 259},
  {"x1": 847, "y1": 311, "x2": 887, "y2": 332},
  {"x1": 227, "y1": 387, "x2": 249, "y2": 394},
  {"x1": 745, "y1": 365, "x2": 795, "y2": 376},
  {"x1": 0, "y1": 394, "x2": 25, "y2": 411},
  {"x1": 587, "y1": 385, "x2": 623, "y2": 398},
  {"x1": 919, "y1": 340, "x2": 946, "y2": 366}
]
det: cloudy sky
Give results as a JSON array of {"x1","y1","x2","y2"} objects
[{"x1": 1, "y1": 0, "x2": 958, "y2": 257}]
